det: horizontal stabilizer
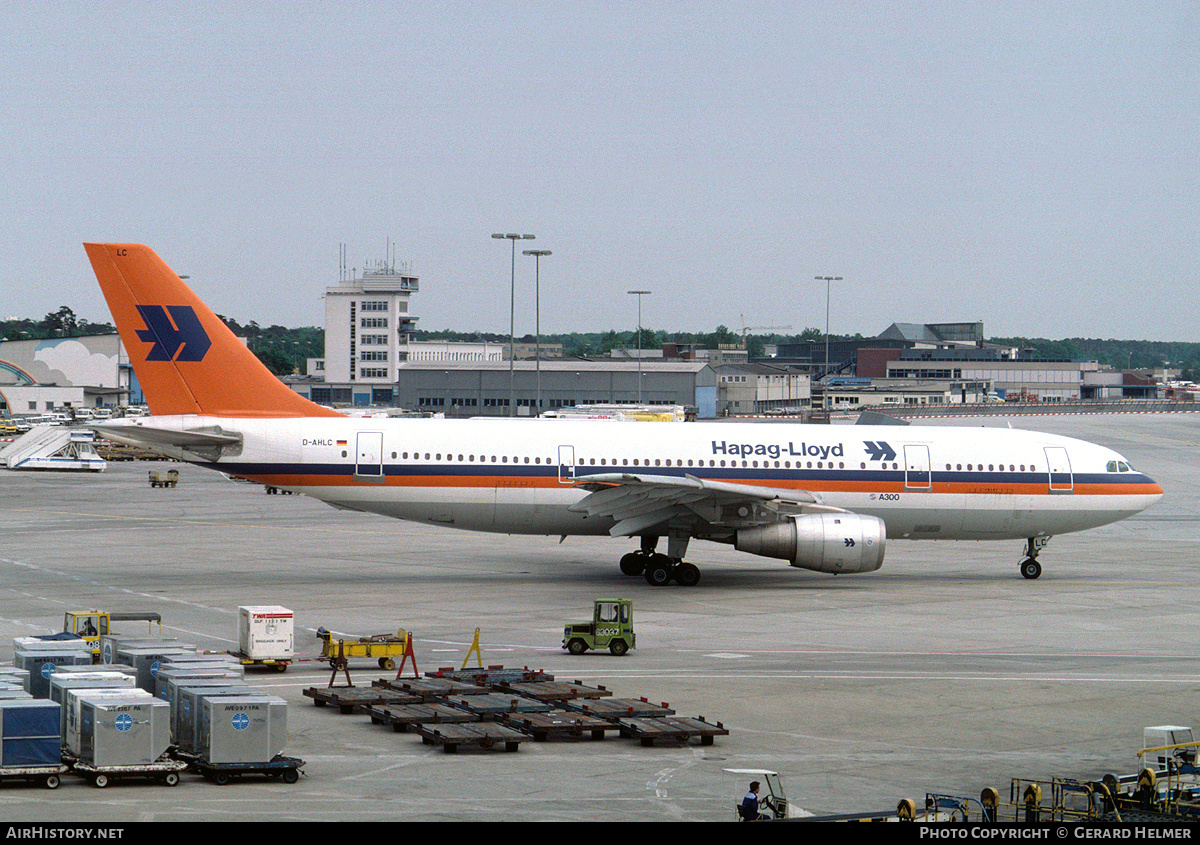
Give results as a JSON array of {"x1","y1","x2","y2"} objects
[{"x1": 92, "y1": 422, "x2": 242, "y2": 454}]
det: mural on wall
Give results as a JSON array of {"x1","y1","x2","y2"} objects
[
  {"x1": 0, "y1": 337, "x2": 121, "y2": 388},
  {"x1": 32, "y1": 339, "x2": 120, "y2": 387}
]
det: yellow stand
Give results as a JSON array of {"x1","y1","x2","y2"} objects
[{"x1": 461, "y1": 627, "x2": 483, "y2": 670}]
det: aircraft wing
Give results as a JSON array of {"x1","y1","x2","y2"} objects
[{"x1": 569, "y1": 473, "x2": 848, "y2": 537}]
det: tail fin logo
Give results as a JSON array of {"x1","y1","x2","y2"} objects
[{"x1": 135, "y1": 305, "x2": 212, "y2": 362}]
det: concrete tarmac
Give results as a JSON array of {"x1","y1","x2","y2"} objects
[{"x1": 0, "y1": 412, "x2": 1196, "y2": 822}]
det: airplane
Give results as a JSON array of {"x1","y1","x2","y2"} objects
[{"x1": 84, "y1": 243, "x2": 1164, "y2": 587}]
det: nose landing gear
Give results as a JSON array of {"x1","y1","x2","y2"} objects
[{"x1": 1020, "y1": 536, "x2": 1051, "y2": 579}]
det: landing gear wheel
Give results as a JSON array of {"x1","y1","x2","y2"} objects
[
  {"x1": 644, "y1": 559, "x2": 673, "y2": 586},
  {"x1": 673, "y1": 562, "x2": 701, "y2": 587},
  {"x1": 620, "y1": 552, "x2": 646, "y2": 576},
  {"x1": 567, "y1": 638, "x2": 588, "y2": 655},
  {"x1": 609, "y1": 639, "x2": 628, "y2": 656},
  {"x1": 1020, "y1": 558, "x2": 1042, "y2": 580}
]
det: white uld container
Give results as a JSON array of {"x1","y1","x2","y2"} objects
[
  {"x1": 238, "y1": 606, "x2": 293, "y2": 660},
  {"x1": 12, "y1": 636, "x2": 93, "y2": 653}
]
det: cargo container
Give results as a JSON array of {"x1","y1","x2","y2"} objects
[
  {"x1": 63, "y1": 687, "x2": 143, "y2": 758},
  {"x1": 153, "y1": 663, "x2": 244, "y2": 700},
  {"x1": 111, "y1": 643, "x2": 198, "y2": 691},
  {"x1": 0, "y1": 699, "x2": 68, "y2": 788},
  {"x1": 14, "y1": 648, "x2": 95, "y2": 698},
  {"x1": 0, "y1": 669, "x2": 30, "y2": 693},
  {"x1": 238, "y1": 606, "x2": 293, "y2": 661},
  {"x1": 173, "y1": 682, "x2": 256, "y2": 753},
  {"x1": 48, "y1": 673, "x2": 137, "y2": 742},
  {"x1": 199, "y1": 694, "x2": 288, "y2": 764},
  {"x1": 100, "y1": 636, "x2": 194, "y2": 666},
  {"x1": 75, "y1": 690, "x2": 171, "y2": 769}
]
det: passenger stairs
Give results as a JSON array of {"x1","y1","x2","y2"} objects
[{"x1": 0, "y1": 425, "x2": 107, "y2": 472}]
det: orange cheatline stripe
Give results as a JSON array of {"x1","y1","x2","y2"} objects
[{"x1": 228, "y1": 470, "x2": 1160, "y2": 498}]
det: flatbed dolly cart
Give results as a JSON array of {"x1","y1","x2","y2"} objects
[
  {"x1": 0, "y1": 763, "x2": 70, "y2": 789},
  {"x1": 71, "y1": 758, "x2": 188, "y2": 788},
  {"x1": 227, "y1": 651, "x2": 290, "y2": 673},
  {"x1": 190, "y1": 754, "x2": 304, "y2": 785}
]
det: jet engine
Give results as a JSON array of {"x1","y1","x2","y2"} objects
[{"x1": 735, "y1": 513, "x2": 886, "y2": 574}]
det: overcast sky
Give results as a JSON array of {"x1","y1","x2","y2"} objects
[{"x1": 2, "y1": 2, "x2": 1195, "y2": 342}]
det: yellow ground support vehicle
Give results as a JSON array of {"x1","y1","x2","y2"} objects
[
  {"x1": 63, "y1": 610, "x2": 162, "y2": 662},
  {"x1": 317, "y1": 627, "x2": 408, "y2": 670}
]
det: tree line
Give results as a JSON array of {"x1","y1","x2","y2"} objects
[{"x1": 3, "y1": 308, "x2": 1196, "y2": 381}]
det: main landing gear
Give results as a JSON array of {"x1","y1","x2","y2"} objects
[
  {"x1": 1020, "y1": 536, "x2": 1051, "y2": 580},
  {"x1": 619, "y1": 536, "x2": 701, "y2": 587}
]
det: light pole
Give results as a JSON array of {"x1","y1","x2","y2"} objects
[
  {"x1": 627, "y1": 290, "x2": 651, "y2": 404},
  {"x1": 523, "y1": 249, "x2": 551, "y2": 415},
  {"x1": 492, "y1": 233, "x2": 535, "y2": 416},
  {"x1": 814, "y1": 276, "x2": 841, "y2": 409}
]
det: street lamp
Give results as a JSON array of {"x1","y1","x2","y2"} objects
[
  {"x1": 814, "y1": 276, "x2": 842, "y2": 408},
  {"x1": 523, "y1": 249, "x2": 551, "y2": 414},
  {"x1": 627, "y1": 290, "x2": 651, "y2": 404},
  {"x1": 492, "y1": 233, "x2": 535, "y2": 416}
]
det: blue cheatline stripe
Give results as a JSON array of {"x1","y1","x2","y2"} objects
[{"x1": 197, "y1": 458, "x2": 1157, "y2": 491}]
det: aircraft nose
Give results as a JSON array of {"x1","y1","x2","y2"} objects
[{"x1": 1148, "y1": 477, "x2": 1165, "y2": 500}]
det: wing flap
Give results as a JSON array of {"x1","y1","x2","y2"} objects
[{"x1": 570, "y1": 472, "x2": 848, "y2": 537}]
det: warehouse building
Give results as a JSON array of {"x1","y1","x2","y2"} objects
[{"x1": 292, "y1": 359, "x2": 718, "y2": 419}]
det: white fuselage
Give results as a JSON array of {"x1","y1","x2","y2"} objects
[{"x1": 135, "y1": 416, "x2": 1162, "y2": 542}]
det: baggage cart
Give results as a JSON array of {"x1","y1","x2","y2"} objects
[
  {"x1": 0, "y1": 763, "x2": 70, "y2": 789},
  {"x1": 317, "y1": 627, "x2": 408, "y2": 671},
  {"x1": 190, "y1": 754, "x2": 304, "y2": 785},
  {"x1": 71, "y1": 758, "x2": 188, "y2": 788}
]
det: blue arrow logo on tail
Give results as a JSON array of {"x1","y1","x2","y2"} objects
[
  {"x1": 135, "y1": 305, "x2": 212, "y2": 362},
  {"x1": 863, "y1": 441, "x2": 897, "y2": 462}
]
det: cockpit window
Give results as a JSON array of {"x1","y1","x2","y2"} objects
[
  {"x1": 1118, "y1": 461, "x2": 1131, "y2": 472},
  {"x1": 1107, "y1": 461, "x2": 1117, "y2": 472}
]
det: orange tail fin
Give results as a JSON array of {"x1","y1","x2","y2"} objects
[{"x1": 85, "y1": 243, "x2": 340, "y2": 418}]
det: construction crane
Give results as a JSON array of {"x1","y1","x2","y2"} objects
[{"x1": 740, "y1": 316, "x2": 793, "y2": 349}]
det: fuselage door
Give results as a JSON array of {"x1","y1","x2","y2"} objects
[
  {"x1": 355, "y1": 431, "x2": 385, "y2": 483},
  {"x1": 558, "y1": 445, "x2": 576, "y2": 484},
  {"x1": 1044, "y1": 446, "x2": 1073, "y2": 494},
  {"x1": 904, "y1": 444, "x2": 931, "y2": 491}
]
